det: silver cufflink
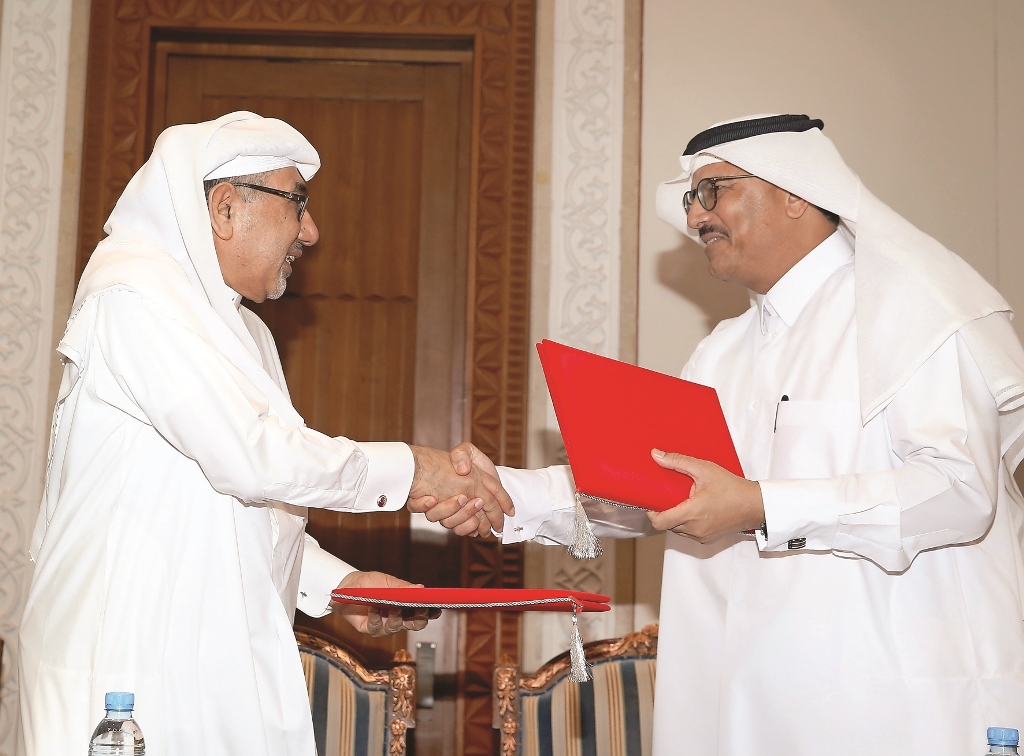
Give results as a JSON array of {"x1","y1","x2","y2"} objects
[{"x1": 377, "y1": 495, "x2": 387, "y2": 507}]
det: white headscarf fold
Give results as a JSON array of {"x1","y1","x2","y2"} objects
[{"x1": 655, "y1": 116, "x2": 1024, "y2": 464}]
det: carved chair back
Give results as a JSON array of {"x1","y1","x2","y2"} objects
[
  {"x1": 296, "y1": 629, "x2": 416, "y2": 756},
  {"x1": 493, "y1": 624, "x2": 658, "y2": 756}
]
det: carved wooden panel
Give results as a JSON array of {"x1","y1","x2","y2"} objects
[{"x1": 80, "y1": 1, "x2": 533, "y2": 752}]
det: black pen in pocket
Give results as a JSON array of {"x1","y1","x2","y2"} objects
[{"x1": 773, "y1": 394, "x2": 789, "y2": 432}]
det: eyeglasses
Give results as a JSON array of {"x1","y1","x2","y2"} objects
[
  {"x1": 682, "y1": 174, "x2": 757, "y2": 214},
  {"x1": 232, "y1": 183, "x2": 309, "y2": 221}
]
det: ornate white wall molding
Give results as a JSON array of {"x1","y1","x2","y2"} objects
[
  {"x1": 527, "y1": 0, "x2": 627, "y2": 667},
  {"x1": 0, "y1": 0, "x2": 74, "y2": 751},
  {"x1": 548, "y1": 0, "x2": 624, "y2": 357}
]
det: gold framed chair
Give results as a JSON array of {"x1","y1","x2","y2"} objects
[
  {"x1": 296, "y1": 630, "x2": 416, "y2": 756},
  {"x1": 493, "y1": 624, "x2": 658, "y2": 756}
]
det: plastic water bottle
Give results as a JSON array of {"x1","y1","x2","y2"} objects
[
  {"x1": 986, "y1": 727, "x2": 1020, "y2": 755},
  {"x1": 88, "y1": 692, "x2": 145, "y2": 755}
]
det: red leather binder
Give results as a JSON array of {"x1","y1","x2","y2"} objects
[
  {"x1": 537, "y1": 339, "x2": 744, "y2": 512},
  {"x1": 330, "y1": 587, "x2": 610, "y2": 612}
]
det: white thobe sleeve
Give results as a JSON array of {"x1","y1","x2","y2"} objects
[
  {"x1": 93, "y1": 290, "x2": 413, "y2": 512},
  {"x1": 495, "y1": 465, "x2": 656, "y2": 545},
  {"x1": 296, "y1": 534, "x2": 356, "y2": 618},
  {"x1": 756, "y1": 334, "x2": 1001, "y2": 573}
]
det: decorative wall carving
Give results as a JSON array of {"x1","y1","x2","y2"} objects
[
  {"x1": 528, "y1": 0, "x2": 626, "y2": 665},
  {"x1": 78, "y1": 1, "x2": 534, "y2": 753},
  {"x1": 0, "y1": 0, "x2": 73, "y2": 752},
  {"x1": 549, "y1": 0, "x2": 624, "y2": 357}
]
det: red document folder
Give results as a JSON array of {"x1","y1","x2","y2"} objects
[
  {"x1": 330, "y1": 588, "x2": 610, "y2": 612},
  {"x1": 537, "y1": 339, "x2": 744, "y2": 512}
]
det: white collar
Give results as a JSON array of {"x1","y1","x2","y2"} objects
[{"x1": 758, "y1": 229, "x2": 853, "y2": 330}]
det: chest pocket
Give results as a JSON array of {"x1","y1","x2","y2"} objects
[{"x1": 769, "y1": 399, "x2": 864, "y2": 479}]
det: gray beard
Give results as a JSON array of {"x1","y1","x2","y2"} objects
[{"x1": 266, "y1": 268, "x2": 288, "y2": 300}]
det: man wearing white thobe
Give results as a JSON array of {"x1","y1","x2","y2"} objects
[
  {"x1": 19, "y1": 113, "x2": 508, "y2": 756},
  {"x1": 447, "y1": 115, "x2": 1024, "y2": 753}
]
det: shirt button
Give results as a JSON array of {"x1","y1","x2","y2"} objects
[
  {"x1": 750, "y1": 400, "x2": 759, "y2": 411},
  {"x1": 377, "y1": 495, "x2": 387, "y2": 508}
]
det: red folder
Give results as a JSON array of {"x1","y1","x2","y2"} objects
[
  {"x1": 537, "y1": 339, "x2": 744, "y2": 512},
  {"x1": 330, "y1": 587, "x2": 610, "y2": 612}
]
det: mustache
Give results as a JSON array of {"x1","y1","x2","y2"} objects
[{"x1": 697, "y1": 223, "x2": 728, "y2": 241}]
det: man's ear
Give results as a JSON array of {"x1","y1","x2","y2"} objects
[
  {"x1": 783, "y1": 191, "x2": 811, "y2": 220},
  {"x1": 208, "y1": 182, "x2": 238, "y2": 241}
]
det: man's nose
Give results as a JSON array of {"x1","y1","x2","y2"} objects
[
  {"x1": 300, "y1": 209, "x2": 320, "y2": 246},
  {"x1": 686, "y1": 199, "x2": 710, "y2": 229}
]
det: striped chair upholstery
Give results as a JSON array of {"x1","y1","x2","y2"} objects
[
  {"x1": 296, "y1": 630, "x2": 416, "y2": 756},
  {"x1": 494, "y1": 624, "x2": 658, "y2": 756}
]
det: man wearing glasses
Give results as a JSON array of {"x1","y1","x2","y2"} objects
[
  {"x1": 19, "y1": 112, "x2": 510, "y2": 756},
  {"x1": 447, "y1": 114, "x2": 1024, "y2": 753},
  {"x1": 204, "y1": 173, "x2": 312, "y2": 303}
]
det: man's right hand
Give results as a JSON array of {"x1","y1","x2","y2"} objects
[{"x1": 406, "y1": 445, "x2": 514, "y2": 534}]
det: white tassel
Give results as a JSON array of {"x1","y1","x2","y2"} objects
[
  {"x1": 568, "y1": 493, "x2": 603, "y2": 560},
  {"x1": 567, "y1": 609, "x2": 592, "y2": 683}
]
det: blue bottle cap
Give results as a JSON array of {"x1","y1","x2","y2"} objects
[
  {"x1": 988, "y1": 727, "x2": 1020, "y2": 747},
  {"x1": 104, "y1": 692, "x2": 135, "y2": 712}
]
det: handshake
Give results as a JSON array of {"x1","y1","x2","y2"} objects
[
  {"x1": 334, "y1": 441, "x2": 508, "y2": 638},
  {"x1": 405, "y1": 442, "x2": 512, "y2": 537},
  {"x1": 334, "y1": 442, "x2": 510, "y2": 638}
]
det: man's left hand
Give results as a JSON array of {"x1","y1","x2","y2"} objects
[
  {"x1": 410, "y1": 494, "x2": 492, "y2": 538},
  {"x1": 332, "y1": 570, "x2": 441, "y2": 636},
  {"x1": 646, "y1": 449, "x2": 765, "y2": 543}
]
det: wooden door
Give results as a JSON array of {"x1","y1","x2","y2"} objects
[{"x1": 153, "y1": 42, "x2": 473, "y2": 664}]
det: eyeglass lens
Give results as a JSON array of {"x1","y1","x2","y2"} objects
[
  {"x1": 231, "y1": 183, "x2": 308, "y2": 221},
  {"x1": 684, "y1": 178, "x2": 722, "y2": 214},
  {"x1": 682, "y1": 175, "x2": 755, "y2": 214}
]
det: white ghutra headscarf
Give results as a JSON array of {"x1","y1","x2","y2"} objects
[{"x1": 655, "y1": 114, "x2": 1024, "y2": 468}]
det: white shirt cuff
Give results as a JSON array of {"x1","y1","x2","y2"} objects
[
  {"x1": 757, "y1": 478, "x2": 840, "y2": 551},
  {"x1": 495, "y1": 465, "x2": 576, "y2": 544},
  {"x1": 351, "y1": 441, "x2": 414, "y2": 512},
  {"x1": 297, "y1": 536, "x2": 357, "y2": 618}
]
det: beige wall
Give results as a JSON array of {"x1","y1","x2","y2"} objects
[{"x1": 633, "y1": 0, "x2": 1024, "y2": 613}]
